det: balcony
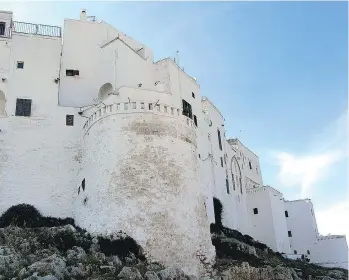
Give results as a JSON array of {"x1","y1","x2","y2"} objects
[{"x1": 1, "y1": 21, "x2": 62, "y2": 38}]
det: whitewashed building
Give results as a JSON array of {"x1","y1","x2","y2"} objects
[{"x1": 0, "y1": 10, "x2": 347, "y2": 274}]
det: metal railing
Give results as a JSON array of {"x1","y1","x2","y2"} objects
[{"x1": 12, "y1": 21, "x2": 61, "y2": 38}]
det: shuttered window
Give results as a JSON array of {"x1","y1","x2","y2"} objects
[{"x1": 15, "y1": 98, "x2": 32, "y2": 117}]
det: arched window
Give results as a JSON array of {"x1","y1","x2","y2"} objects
[
  {"x1": 231, "y1": 156, "x2": 243, "y2": 194},
  {"x1": 98, "y1": 83, "x2": 113, "y2": 101},
  {"x1": 0, "y1": 90, "x2": 6, "y2": 116}
]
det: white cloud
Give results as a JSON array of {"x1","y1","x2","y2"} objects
[
  {"x1": 272, "y1": 112, "x2": 347, "y2": 197},
  {"x1": 316, "y1": 201, "x2": 349, "y2": 236},
  {"x1": 275, "y1": 150, "x2": 343, "y2": 197}
]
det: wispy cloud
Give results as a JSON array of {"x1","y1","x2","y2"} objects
[
  {"x1": 272, "y1": 111, "x2": 347, "y2": 197},
  {"x1": 316, "y1": 201, "x2": 349, "y2": 236},
  {"x1": 275, "y1": 150, "x2": 343, "y2": 197}
]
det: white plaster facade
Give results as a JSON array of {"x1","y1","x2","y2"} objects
[{"x1": 0, "y1": 10, "x2": 347, "y2": 274}]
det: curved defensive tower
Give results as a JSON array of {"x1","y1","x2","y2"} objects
[{"x1": 73, "y1": 99, "x2": 215, "y2": 276}]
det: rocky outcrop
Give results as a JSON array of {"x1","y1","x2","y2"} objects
[{"x1": 0, "y1": 206, "x2": 347, "y2": 280}]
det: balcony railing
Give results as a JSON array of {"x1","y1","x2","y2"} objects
[{"x1": 12, "y1": 21, "x2": 61, "y2": 38}]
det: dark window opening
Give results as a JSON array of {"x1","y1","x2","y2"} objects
[
  {"x1": 224, "y1": 155, "x2": 226, "y2": 165},
  {"x1": 307, "y1": 250, "x2": 310, "y2": 255},
  {"x1": 82, "y1": 179, "x2": 85, "y2": 191},
  {"x1": 220, "y1": 157, "x2": 223, "y2": 167},
  {"x1": 294, "y1": 250, "x2": 297, "y2": 254},
  {"x1": 217, "y1": 129, "x2": 222, "y2": 150},
  {"x1": 66, "y1": 115, "x2": 74, "y2": 126},
  {"x1": 285, "y1": 211, "x2": 289, "y2": 217},
  {"x1": 239, "y1": 177, "x2": 243, "y2": 194},
  {"x1": 253, "y1": 208, "x2": 258, "y2": 214},
  {"x1": 198, "y1": 154, "x2": 201, "y2": 158},
  {"x1": 182, "y1": 99, "x2": 192, "y2": 119},
  {"x1": 0, "y1": 22, "x2": 5, "y2": 36},
  {"x1": 226, "y1": 178, "x2": 230, "y2": 194},
  {"x1": 17, "y1": 61, "x2": 24, "y2": 69},
  {"x1": 78, "y1": 186, "x2": 80, "y2": 195},
  {"x1": 249, "y1": 161, "x2": 252, "y2": 170},
  {"x1": 232, "y1": 174, "x2": 236, "y2": 190},
  {"x1": 288, "y1": 231, "x2": 292, "y2": 237},
  {"x1": 66, "y1": 69, "x2": 79, "y2": 76},
  {"x1": 192, "y1": 92, "x2": 195, "y2": 99},
  {"x1": 193, "y1": 115, "x2": 198, "y2": 127},
  {"x1": 15, "y1": 98, "x2": 32, "y2": 117}
]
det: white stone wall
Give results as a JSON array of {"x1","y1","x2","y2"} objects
[
  {"x1": 73, "y1": 97, "x2": 215, "y2": 276},
  {"x1": 285, "y1": 199, "x2": 319, "y2": 255},
  {"x1": 311, "y1": 236, "x2": 348, "y2": 269},
  {"x1": 246, "y1": 186, "x2": 291, "y2": 253},
  {"x1": 0, "y1": 33, "x2": 83, "y2": 218}
]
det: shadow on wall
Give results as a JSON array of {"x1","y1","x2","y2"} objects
[
  {"x1": 98, "y1": 83, "x2": 113, "y2": 101},
  {"x1": 213, "y1": 197, "x2": 223, "y2": 227}
]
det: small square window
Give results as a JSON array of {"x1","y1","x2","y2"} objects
[
  {"x1": 220, "y1": 157, "x2": 223, "y2": 167},
  {"x1": 253, "y1": 208, "x2": 258, "y2": 215},
  {"x1": 140, "y1": 102, "x2": 145, "y2": 109},
  {"x1": 17, "y1": 61, "x2": 24, "y2": 69},
  {"x1": 171, "y1": 108, "x2": 174, "y2": 115},
  {"x1": 288, "y1": 231, "x2": 292, "y2": 237},
  {"x1": 132, "y1": 102, "x2": 136, "y2": 109},
  {"x1": 294, "y1": 250, "x2": 297, "y2": 254},
  {"x1": 66, "y1": 114, "x2": 74, "y2": 126},
  {"x1": 164, "y1": 106, "x2": 168, "y2": 113},
  {"x1": 198, "y1": 154, "x2": 201, "y2": 158},
  {"x1": 73, "y1": 70, "x2": 79, "y2": 76},
  {"x1": 66, "y1": 69, "x2": 74, "y2": 76},
  {"x1": 149, "y1": 103, "x2": 153, "y2": 110},
  {"x1": 307, "y1": 250, "x2": 310, "y2": 255},
  {"x1": 124, "y1": 103, "x2": 129, "y2": 110},
  {"x1": 285, "y1": 211, "x2": 289, "y2": 217},
  {"x1": 15, "y1": 98, "x2": 32, "y2": 117},
  {"x1": 156, "y1": 104, "x2": 160, "y2": 111},
  {"x1": 192, "y1": 92, "x2": 195, "y2": 98}
]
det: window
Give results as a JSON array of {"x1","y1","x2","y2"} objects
[
  {"x1": 182, "y1": 99, "x2": 192, "y2": 119},
  {"x1": 217, "y1": 129, "x2": 222, "y2": 150},
  {"x1": 164, "y1": 106, "x2": 168, "y2": 113},
  {"x1": 226, "y1": 178, "x2": 230, "y2": 194},
  {"x1": 220, "y1": 157, "x2": 223, "y2": 167},
  {"x1": 82, "y1": 179, "x2": 85, "y2": 191},
  {"x1": 15, "y1": 98, "x2": 32, "y2": 117},
  {"x1": 294, "y1": 250, "x2": 297, "y2": 254},
  {"x1": 285, "y1": 211, "x2": 289, "y2": 217},
  {"x1": 249, "y1": 161, "x2": 252, "y2": 170},
  {"x1": 232, "y1": 174, "x2": 236, "y2": 190},
  {"x1": 224, "y1": 155, "x2": 226, "y2": 165},
  {"x1": 0, "y1": 22, "x2": 5, "y2": 36},
  {"x1": 239, "y1": 177, "x2": 242, "y2": 194},
  {"x1": 140, "y1": 102, "x2": 145, "y2": 109},
  {"x1": 156, "y1": 104, "x2": 160, "y2": 111},
  {"x1": 192, "y1": 92, "x2": 195, "y2": 99},
  {"x1": 132, "y1": 102, "x2": 136, "y2": 109},
  {"x1": 253, "y1": 208, "x2": 258, "y2": 214},
  {"x1": 307, "y1": 250, "x2": 310, "y2": 255},
  {"x1": 288, "y1": 231, "x2": 292, "y2": 237},
  {"x1": 149, "y1": 103, "x2": 153, "y2": 110},
  {"x1": 66, "y1": 69, "x2": 79, "y2": 76},
  {"x1": 198, "y1": 154, "x2": 201, "y2": 158},
  {"x1": 17, "y1": 61, "x2": 24, "y2": 69},
  {"x1": 193, "y1": 115, "x2": 198, "y2": 127},
  {"x1": 66, "y1": 115, "x2": 74, "y2": 126}
]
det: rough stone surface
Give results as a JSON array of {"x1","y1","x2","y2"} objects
[
  {"x1": 144, "y1": 271, "x2": 160, "y2": 280},
  {"x1": 117, "y1": 266, "x2": 143, "y2": 280}
]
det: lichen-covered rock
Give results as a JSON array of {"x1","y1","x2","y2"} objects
[
  {"x1": 66, "y1": 246, "x2": 87, "y2": 263},
  {"x1": 99, "y1": 265, "x2": 116, "y2": 274},
  {"x1": 0, "y1": 246, "x2": 21, "y2": 276},
  {"x1": 27, "y1": 255, "x2": 66, "y2": 280},
  {"x1": 144, "y1": 271, "x2": 160, "y2": 280},
  {"x1": 117, "y1": 266, "x2": 143, "y2": 280},
  {"x1": 157, "y1": 266, "x2": 186, "y2": 280}
]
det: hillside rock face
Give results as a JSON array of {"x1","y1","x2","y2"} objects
[
  {"x1": 0, "y1": 206, "x2": 347, "y2": 280},
  {"x1": 1, "y1": 225, "x2": 347, "y2": 280}
]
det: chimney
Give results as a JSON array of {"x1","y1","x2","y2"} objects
[{"x1": 80, "y1": 9, "x2": 87, "y2": 21}]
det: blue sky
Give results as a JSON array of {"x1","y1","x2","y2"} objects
[{"x1": 1, "y1": 1, "x2": 347, "y2": 236}]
